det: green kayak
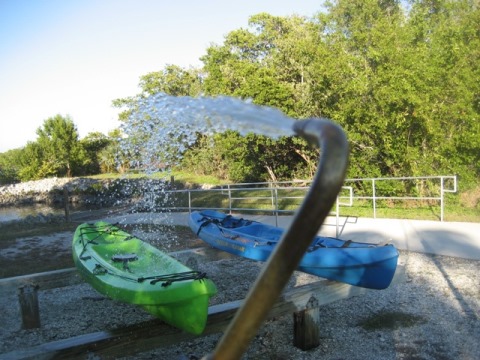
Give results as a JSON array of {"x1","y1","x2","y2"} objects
[{"x1": 72, "y1": 221, "x2": 217, "y2": 335}]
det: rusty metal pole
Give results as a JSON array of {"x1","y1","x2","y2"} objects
[{"x1": 202, "y1": 118, "x2": 349, "y2": 360}]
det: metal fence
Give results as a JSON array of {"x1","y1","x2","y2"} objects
[
  {"x1": 152, "y1": 175, "x2": 456, "y2": 234},
  {"x1": 343, "y1": 175, "x2": 457, "y2": 221}
]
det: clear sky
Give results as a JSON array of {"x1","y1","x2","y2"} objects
[{"x1": 0, "y1": 0, "x2": 324, "y2": 152}]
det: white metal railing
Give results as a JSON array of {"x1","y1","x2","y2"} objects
[
  {"x1": 344, "y1": 175, "x2": 457, "y2": 221},
  {"x1": 152, "y1": 175, "x2": 456, "y2": 235}
]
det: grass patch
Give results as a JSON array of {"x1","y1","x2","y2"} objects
[
  {"x1": 359, "y1": 311, "x2": 426, "y2": 331},
  {"x1": 88, "y1": 170, "x2": 228, "y2": 187},
  {"x1": 169, "y1": 170, "x2": 228, "y2": 186}
]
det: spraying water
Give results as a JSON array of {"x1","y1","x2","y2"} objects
[
  {"x1": 124, "y1": 93, "x2": 296, "y2": 137},
  {"x1": 120, "y1": 93, "x2": 297, "y2": 171},
  {"x1": 116, "y1": 94, "x2": 298, "y2": 248}
]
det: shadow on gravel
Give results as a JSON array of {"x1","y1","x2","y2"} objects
[
  {"x1": 358, "y1": 310, "x2": 427, "y2": 330},
  {"x1": 420, "y1": 231, "x2": 479, "y2": 319}
]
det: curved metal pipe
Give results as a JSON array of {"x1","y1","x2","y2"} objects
[{"x1": 202, "y1": 118, "x2": 349, "y2": 360}]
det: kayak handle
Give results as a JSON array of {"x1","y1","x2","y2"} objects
[{"x1": 203, "y1": 118, "x2": 349, "y2": 360}]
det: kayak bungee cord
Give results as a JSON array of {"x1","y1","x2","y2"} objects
[
  {"x1": 78, "y1": 222, "x2": 142, "y2": 260},
  {"x1": 91, "y1": 261, "x2": 208, "y2": 287},
  {"x1": 78, "y1": 223, "x2": 210, "y2": 287},
  {"x1": 138, "y1": 271, "x2": 209, "y2": 286}
]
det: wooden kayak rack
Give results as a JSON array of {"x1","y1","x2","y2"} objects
[{"x1": 0, "y1": 246, "x2": 404, "y2": 359}]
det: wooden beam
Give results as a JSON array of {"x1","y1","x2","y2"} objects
[
  {"x1": 0, "y1": 268, "x2": 82, "y2": 296},
  {"x1": 0, "y1": 266, "x2": 405, "y2": 359},
  {"x1": 0, "y1": 247, "x2": 231, "y2": 296}
]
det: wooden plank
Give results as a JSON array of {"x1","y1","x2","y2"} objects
[
  {"x1": 0, "y1": 268, "x2": 82, "y2": 296},
  {"x1": 0, "y1": 247, "x2": 232, "y2": 296},
  {"x1": 0, "y1": 266, "x2": 405, "y2": 359}
]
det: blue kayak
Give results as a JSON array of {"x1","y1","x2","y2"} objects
[{"x1": 189, "y1": 210, "x2": 399, "y2": 290}]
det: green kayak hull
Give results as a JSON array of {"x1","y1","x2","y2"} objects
[{"x1": 72, "y1": 221, "x2": 217, "y2": 335}]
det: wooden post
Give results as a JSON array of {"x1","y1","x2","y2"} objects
[
  {"x1": 293, "y1": 295, "x2": 320, "y2": 350},
  {"x1": 63, "y1": 187, "x2": 70, "y2": 222},
  {"x1": 18, "y1": 284, "x2": 41, "y2": 329}
]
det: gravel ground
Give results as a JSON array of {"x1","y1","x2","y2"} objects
[{"x1": 0, "y1": 227, "x2": 479, "y2": 359}]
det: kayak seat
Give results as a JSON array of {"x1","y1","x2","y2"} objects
[{"x1": 112, "y1": 253, "x2": 138, "y2": 262}]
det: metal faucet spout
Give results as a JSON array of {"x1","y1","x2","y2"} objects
[{"x1": 203, "y1": 118, "x2": 349, "y2": 360}]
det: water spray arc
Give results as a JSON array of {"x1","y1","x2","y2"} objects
[{"x1": 203, "y1": 118, "x2": 349, "y2": 359}]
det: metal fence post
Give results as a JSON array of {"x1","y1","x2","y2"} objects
[
  {"x1": 335, "y1": 199, "x2": 340, "y2": 237},
  {"x1": 440, "y1": 177, "x2": 444, "y2": 222},
  {"x1": 228, "y1": 184, "x2": 232, "y2": 214},
  {"x1": 274, "y1": 187, "x2": 279, "y2": 227},
  {"x1": 372, "y1": 179, "x2": 377, "y2": 219},
  {"x1": 270, "y1": 182, "x2": 274, "y2": 209}
]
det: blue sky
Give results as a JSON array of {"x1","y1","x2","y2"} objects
[{"x1": 0, "y1": 0, "x2": 324, "y2": 152}]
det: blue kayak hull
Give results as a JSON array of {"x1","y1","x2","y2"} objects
[{"x1": 189, "y1": 210, "x2": 399, "y2": 290}]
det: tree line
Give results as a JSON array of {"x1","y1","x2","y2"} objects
[
  {"x1": 1, "y1": 0, "x2": 479, "y2": 191},
  {"x1": 0, "y1": 115, "x2": 123, "y2": 183},
  {"x1": 117, "y1": 0, "x2": 479, "y2": 189}
]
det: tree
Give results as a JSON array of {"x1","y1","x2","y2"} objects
[
  {"x1": 0, "y1": 148, "x2": 22, "y2": 184},
  {"x1": 406, "y1": 0, "x2": 480, "y2": 184},
  {"x1": 201, "y1": 14, "x2": 316, "y2": 117},
  {"x1": 111, "y1": 2, "x2": 479, "y2": 188},
  {"x1": 35, "y1": 114, "x2": 82, "y2": 177},
  {"x1": 181, "y1": 131, "x2": 311, "y2": 183},
  {"x1": 98, "y1": 129, "x2": 129, "y2": 174},
  {"x1": 195, "y1": 14, "x2": 325, "y2": 180},
  {"x1": 138, "y1": 64, "x2": 204, "y2": 97},
  {"x1": 299, "y1": 0, "x2": 480, "y2": 187},
  {"x1": 312, "y1": 0, "x2": 414, "y2": 178},
  {"x1": 79, "y1": 132, "x2": 112, "y2": 175},
  {"x1": 17, "y1": 141, "x2": 44, "y2": 181}
]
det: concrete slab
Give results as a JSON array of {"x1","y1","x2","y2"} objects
[
  {"x1": 106, "y1": 212, "x2": 480, "y2": 261},
  {"x1": 248, "y1": 214, "x2": 480, "y2": 261}
]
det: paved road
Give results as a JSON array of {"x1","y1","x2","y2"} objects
[{"x1": 106, "y1": 212, "x2": 480, "y2": 261}]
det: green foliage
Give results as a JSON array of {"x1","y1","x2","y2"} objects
[
  {"x1": 34, "y1": 114, "x2": 82, "y2": 177},
  {"x1": 302, "y1": 0, "x2": 479, "y2": 187},
  {"x1": 139, "y1": 65, "x2": 204, "y2": 97},
  {"x1": 79, "y1": 132, "x2": 112, "y2": 175},
  {"x1": 18, "y1": 141, "x2": 45, "y2": 180},
  {"x1": 0, "y1": 148, "x2": 22, "y2": 184},
  {"x1": 0, "y1": 116, "x2": 120, "y2": 181},
  {"x1": 103, "y1": 1, "x2": 478, "y2": 195},
  {"x1": 180, "y1": 131, "x2": 313, "y2": 183},
  {"x1": 180, "y1": 134, "x2": 228, "y2": 179}
]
